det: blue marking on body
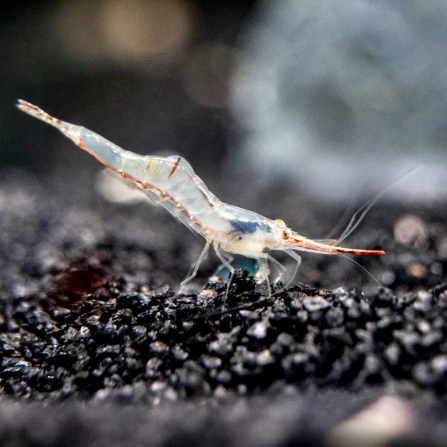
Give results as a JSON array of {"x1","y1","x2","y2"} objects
[{"x1": 230, "y1": 220, "x2": 259, "y2": 234}]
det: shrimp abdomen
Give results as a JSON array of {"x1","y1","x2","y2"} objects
[{"x1": 17, "y1": 100, "x2": 226, "y2": 236}]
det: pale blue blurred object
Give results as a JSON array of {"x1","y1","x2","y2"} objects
[
  {"x1": 212, "y1": 258, "x2": 258, "y2": 282},
  {"x1": 230, "y1": 0, "x2": 447, "y2": 203}
]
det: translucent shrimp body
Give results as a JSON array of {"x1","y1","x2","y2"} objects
[{"x1": 17, "y1": 100, "x2": 384, "y2": 300}]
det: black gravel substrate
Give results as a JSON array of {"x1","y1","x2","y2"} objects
[{"x1": 1, "y1": 174, "x2": 447, "y2": 446}]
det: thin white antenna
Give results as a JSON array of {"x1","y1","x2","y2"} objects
[{"x1": 335, "y1": 166, "x2": 423, "y2": 246}]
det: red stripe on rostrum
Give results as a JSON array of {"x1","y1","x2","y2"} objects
[{"x1": 290, "y1": 237, "x2": 384, "y2": 255}]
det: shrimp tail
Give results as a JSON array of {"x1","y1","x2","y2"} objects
[
  {"x1": 16, "y1": 99, "x2": 84, "y2": 147},
  {"x1": 16, "y1": 99, "x2": 133, "y2": 172},
  {"x1": 16, "y1": 100, "x2": 58, "y2": 126}
]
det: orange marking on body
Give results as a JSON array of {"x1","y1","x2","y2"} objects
[
  {"x1": 197, "y1": 187, "x2": 214, "y2": 208},
  {"x1": 94, "y1": 159, "x2": 207, "y2": 232},
  {"x1": 168, "y1": 156, "x2": 181, "y2": 179},
  {"x1": 46, "y1": 128, "x2": 211, "y2": 235},
  {"x1": 145, "y1": 160, "x2": 152, "y2": 171}
]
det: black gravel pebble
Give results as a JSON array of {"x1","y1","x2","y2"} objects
[{"x1": 1, "y1": 173, "x2": 447, "y2": 446}]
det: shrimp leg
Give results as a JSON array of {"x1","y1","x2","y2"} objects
[
  {"x1": 213, "y1": 244, "x2": 235, "y2": 307},
  {"x1": 257, "y1": 256, "x2": 271, "y2": 298},
  {"x1": 214, "y1": 254, "x2": 234, "y2": 277},
  {"x1": 267, "y1": 255, "x2": 287, "y2": 284},
  {"x1": 178, "y1": 241, "x2": 210, "y2": 293},
  {"x1": 284, "y1": 250, "x2": 302, "y2": 289}
]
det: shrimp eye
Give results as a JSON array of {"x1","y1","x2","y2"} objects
[{"x1": 280, "y1": 228, "x2": 291, "y2": 241}]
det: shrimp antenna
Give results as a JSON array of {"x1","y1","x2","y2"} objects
[
  {"x1": 335, "y1": 253, "x2": 382, "y2": 287},
  {"x1": 335, "y1": 166, "x2": 423, "y2": 246}
]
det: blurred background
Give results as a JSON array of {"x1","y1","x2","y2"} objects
[
  {"x1": 0, "y1": 0, "x2": 446, "y2": 295},
  {"x1": 2, "y1": 0, "x2": 254, "y2": 196},
  {"x1": 229, "y1": 0, "x2": 447, "y2": 204},
  {"x1": 1, "y1": 0, "x2": 446, "y2": 220}
]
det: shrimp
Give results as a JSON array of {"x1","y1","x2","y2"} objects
[{"x1": 17, "y1": 99, "x2": 386, "y2": 303}]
